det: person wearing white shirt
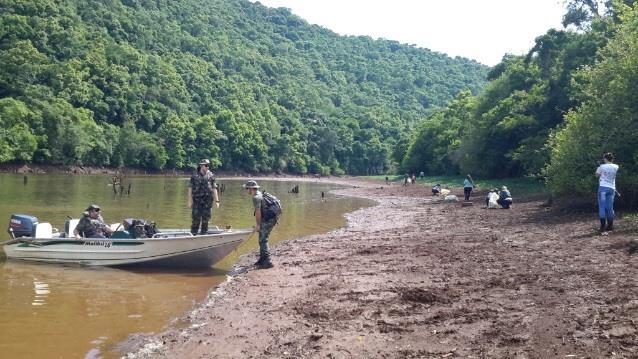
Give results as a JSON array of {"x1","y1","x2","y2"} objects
[{"x1": 595, "y1": 152, "x2": 619, "y2": 234}]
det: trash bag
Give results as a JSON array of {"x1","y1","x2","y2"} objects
[{"x1": 488, "y1": 193, "x2": 499, "y2": 209}]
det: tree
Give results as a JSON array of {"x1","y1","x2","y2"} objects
[
  {"x1": 548, "y1": 3, "x2": 638, "y2": 206},
  {"x1": 189, "y1": 115, "x2": 223, "y2": 168},
  {"x1": 157, "y1": 114, "x2": 195, "y2": 169},
  {"x1": 215, "y1": 110, "x2": 267, "y2": 172},
  {"x1": 0, "y1": 0, "x2": 488, "y2": 171},
  {"x1": 403, "y1": 91, "x2": 474, "y2": 175}
]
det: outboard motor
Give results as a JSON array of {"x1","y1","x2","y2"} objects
[{"x1": 8, "y1": 214, "x2": 39, "y2": 238}]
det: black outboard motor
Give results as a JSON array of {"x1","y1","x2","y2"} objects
[{"x1": 8, "y1": 214, "x2": 39, "y2": 238}]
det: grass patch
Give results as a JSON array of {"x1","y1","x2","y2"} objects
[
  {"x1": 620, "y1": 213, "x2": 638, "y2": 232},
  {"x1": 360, "y1": 175, "x2": 546, "y2": 195}
]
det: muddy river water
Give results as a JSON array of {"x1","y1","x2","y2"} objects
[{"x1": 0, "y1": 174, "x2": 372, "y2": 358}]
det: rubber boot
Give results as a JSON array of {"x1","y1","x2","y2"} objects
[
  {"x1": 606, "y1": 219, "x2": 614, "y2": 232},
  {"x1": 599, "y1": 218, "x2": 606, "y2": 233},
  {"x1": 259, "y1": 260, "x2": 273, "y2": 269},
  {"x1": 254, "y1": 254, "x2": 264, "y2": 266},
  {"x1": 200, "y1": 222, "x2": 209, "y2": 235},
  {"x1": 258, "y1": 254, "x2": 273, "y2": 269}
]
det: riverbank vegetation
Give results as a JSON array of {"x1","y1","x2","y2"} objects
[
  {"x1": 401, "y1": 0, "x2": 638, "y2": 207},
  {"x1": 0, "y1": 0, "x2": 486, "y2": 174}
]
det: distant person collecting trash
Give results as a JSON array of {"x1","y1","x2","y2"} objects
[
  {"x1": 245, "y1": 180, "x2": 281, "y2": 269},
  {"x1": 74, "y1": 204, "x2": 113, "y2": 238},
  {"x1": 497, "y1": 186, "x2": 513, "y2": 209},
  {"x1": 595, "y1": 152, "x2": 619, "y2": 234},
  {"x1": 432, "y1": 183, "x2": 441, "y2": 196},
  {"x1": 188, "y1": 159, "x2": 220, "y2": 235},
  {"x1": 463, "y1": 174, "x2": 475, "y2": 201}
]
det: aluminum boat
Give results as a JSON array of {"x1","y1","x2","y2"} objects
[{"x1": 3, "y1": 214, "x2": 253, "y2": 268}]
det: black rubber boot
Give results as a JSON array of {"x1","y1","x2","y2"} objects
[
  {"x1": 254, "y1": 255, "x2": 264, "y2": 266},
  {"x1": 258, "y1": 255, "x2": 273, "y2": 269},
  {"x1": 606, "y1": 219, "x2": 614, "y2": 232},
  {"x1": 599, "y1": 218, "x2": 606, "y2": 233},
  {"x1": 200, "y1": 223, "x2": 209, "y2": 235}
]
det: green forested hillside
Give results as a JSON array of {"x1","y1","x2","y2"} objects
[
  {"x1": 402, "y1": 0, "x2": 638, "y2": 206},
  {"x1": 0, "y1": 0, "x2": 487, "y2": 174}
]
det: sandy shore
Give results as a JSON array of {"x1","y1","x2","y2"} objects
[{"x1": 124, "y1": 179, "x2": 638, "y2": 358}]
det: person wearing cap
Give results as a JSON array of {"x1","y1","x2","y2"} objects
[
  {"x1": 244, "y1": 180, "x2": 276, "y2": 269},
  {"x1": 497, "y1": 186, "x2": 513, "y2": 209},
  {"x1": 74, "y1": 204, "x2": 112, "y2": 238},
  {"x1": 188, "y1": 159, "x2": 220, "y2": 235}
]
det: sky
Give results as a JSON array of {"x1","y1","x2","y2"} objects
[{"x1": 254, "y1": 0, "x2": 566, "y2": 66}]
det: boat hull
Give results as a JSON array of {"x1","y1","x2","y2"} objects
[{"x1": 2, "y1": 229, "x2": 253, "y2": 268}]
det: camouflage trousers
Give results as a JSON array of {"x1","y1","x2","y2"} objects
[
  {"x1": 191, "y1": 204, "x2": 212, "y2": 235},
  {"x1": 258, "y1": 218, "x2": 277, "y2": 260}
]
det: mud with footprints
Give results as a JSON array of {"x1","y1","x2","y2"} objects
[{"x1": 127, "y1": 180, "x2": 638, "y2": 358}]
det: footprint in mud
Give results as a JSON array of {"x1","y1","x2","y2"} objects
[{"x1": 395, "y1": 287, "x2": 454, "y2": 304}]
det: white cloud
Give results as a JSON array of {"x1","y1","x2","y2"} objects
[{"x1": 254, "y1": 0, "x2": 565, "y2": 65}]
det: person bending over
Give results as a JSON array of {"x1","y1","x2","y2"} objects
[
  {"x1": 497, "y1": 186, "x2": 513, "y2": 209},
  {"x1": 244, "y1": 180, "x2": 279, "y2": 269}
]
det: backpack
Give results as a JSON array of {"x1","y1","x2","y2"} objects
[
  {"x1": 124, "y1": 218, "x2": 159, "y2": 238},
  {"x1": 261, "y1": 191, "x2": 282, "y2": 221}
]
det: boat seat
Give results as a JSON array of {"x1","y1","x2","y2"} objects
[
  {"x1": 34, "y1": 222, "x2": 53, "y2": 238},
  {"x1": 65, "y1": 219, "x2": 80, "y2": 237}
]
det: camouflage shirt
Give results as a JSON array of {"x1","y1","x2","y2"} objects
[
  {"x1": 252, "y1": 191, "x2": 263, "y2": 213},
  {"x1": 76, "y1": 212, "x2": 109, "y2": 237},
  {"x1": 189, "y1": 170, "x2": 216, "y2": 204}
]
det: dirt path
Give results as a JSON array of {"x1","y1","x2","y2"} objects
[{"x1": 125, "y1": 181, "x2": 638, "y2": 358}]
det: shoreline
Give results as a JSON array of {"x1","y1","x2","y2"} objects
[
  {"x1": 0, "y1": 163, "x2": 339, "y2": 180},
  {"x1": 122, "y1": 178, "x2": 638, "y2": 357},
  {"x1": 120, "y1": 177, "x2": 383, "y2": 357}
]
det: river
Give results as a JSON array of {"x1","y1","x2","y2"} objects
[{"x1": 0, "y1": 174, "x2": 372, "y2": 358}]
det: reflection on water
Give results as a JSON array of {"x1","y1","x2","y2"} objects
[
  {"x1": 32, "y1": 280, "x2": 50, "y2": 306},
  {"x1": 1, "y1": 261, "x2": 228, "y2": 359},
  {"x1": 0, "y1": 174, "x2": 372, "y2": 358}
]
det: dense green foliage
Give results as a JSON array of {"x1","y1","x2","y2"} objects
[
  {"x1": 403, "y1": 26, "x2": 607, "y2": 178},
  {"x1": 402, "y1": 0, "x2": 638, "y2": 206},
  {"x1": 0, "y1": 0, "x2": 487, "y2": 173},
  {"x1": 548, "y1": 2, "x2": 638, "y2": 205},
  {"x1": 401, "y1": 91, "x2": 474, "y2": 175}
]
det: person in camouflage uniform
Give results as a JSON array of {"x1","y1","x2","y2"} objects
[
  {"x1": 74, "y1": 204, "x2": 112, "y2": 238},
  {"x1": 188, "y1": 159, "x2": 220, "y2": 235},
  {"x1": 244, "y1": 180, "x2": 277, "y2": 269}
]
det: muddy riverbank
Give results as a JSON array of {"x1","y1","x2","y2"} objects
[{"x1": 124, "y1": 179, "x2": 638, "y2": 358}]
